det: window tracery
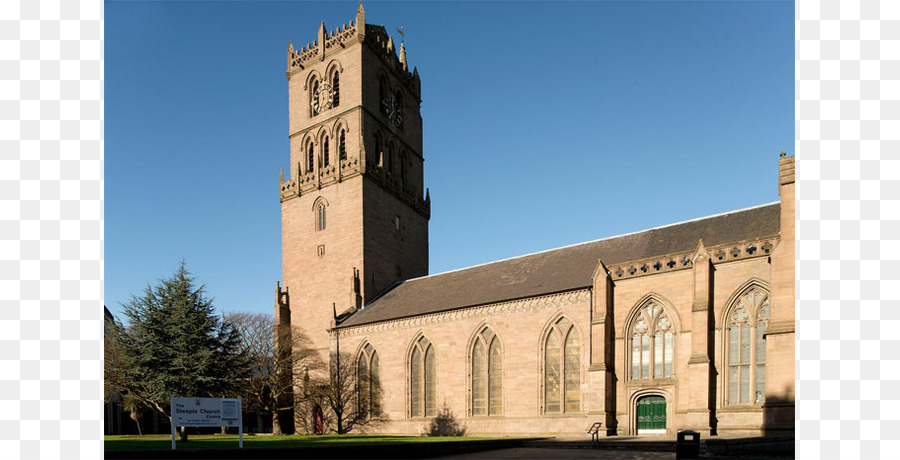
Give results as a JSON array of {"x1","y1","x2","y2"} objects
[
  {"x1": 471, "y1": 326, "x2": 502, "y2": 416},
  {"x1": 544, "y1": 317, "x2": 581, "y2": 414},
  {"x1": 725, "y1": 286, "x2": 770, "y2": 405},
  {"x1": 410, "y1": 335, "x2": 436, "y2": 417},
  {"x1": 357, "y1": 343, "x2": 380, "y2": 418},
  {"x1": 628, "y1": 299, "x2": 675, "y2": 380}
]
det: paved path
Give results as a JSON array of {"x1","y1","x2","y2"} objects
[{"x1": 434, "y1": 447, "x2": 677, "y2": 459}]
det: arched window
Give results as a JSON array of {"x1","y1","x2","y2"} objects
[
  {"x1": 386, "y1": 144, "x2": 394, "y2": 177},
  {"x1": 410, "y1": 335, "x2": 436, "y2": 417},
  {"x1": 544, "y1": 317, "x2": 581, "y2": 414},
  {"x1": 310, "y1": 79, "x2": 320, "y2": 116},
  {"x1": 399, "y1": 152, "x2": 408, "y2": 192},
  {"x1": 374, "y1": 133, "x2": 383, "y2": 168},
  {"x1": 725, "y1": 286, "x2": 770, "y2": 405},
  {"x1": 307, "y1": 141, "x2": 314, "y2": 173},
  {"x1": 628, "y1": 299, "x2": 675, "y2": 380},
  {"x1": 339, "y1": 129, "x2": 347, "y2": 161},
  {"x1": 357, "y1": 343, "x2": 380, "y2": 418},
  {"x1": 379, "y1": 78, "x2": 387, "y2": 115},
  {"x1": 332, "y1": 72, "x2": 340, "y2": 108},
  {"x1": 323, "y1": 136, "x2": 330, "y2": 167},
  {"x1": 315, "y1": 200, "x2": 326, "y2": 231},
  {"x1": 393, "y1": 90, "x2": 403, "y2": 129},
  {"x1": 472, "y1": 326, "x2": 502, "y2": 416}
]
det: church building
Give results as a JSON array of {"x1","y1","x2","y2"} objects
[{"x1": 276, "y1": 4, "x2": 794, "y2": 437}]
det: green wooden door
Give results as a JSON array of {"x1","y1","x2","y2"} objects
[{"x1": 636, "y1": 395, "x2": 666, "y2": 434}]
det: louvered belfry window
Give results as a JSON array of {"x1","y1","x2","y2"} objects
[
  {"x1": 726, "y1": 287, "x2": 769, "y2": 405},
  {"x1": 471, "y1": 326, "x2": 502, "y2": 416},
  {"x1": 332, "y1": 72, "x2": 340, "y2": 108},
  {"x1": 544, "y1": 317, "x2": 580, "y2": 414},
  {"x1": 410, "y1": 336, "x2": 436, "y2": 417},
  {"x1": 629, "y1": 300, "x2": 675, "y2": 380}
]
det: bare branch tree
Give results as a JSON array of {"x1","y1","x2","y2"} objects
[
  {"x1": 318, "y1": 351, "x2": 387, "y2": 434},
  {"x1": 228, "y1": 313, "x2": 323, "y2": 435}
]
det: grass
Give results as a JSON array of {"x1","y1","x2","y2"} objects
[{"x1": 104, "y1": 434, "x2": 506, "y2": 451}]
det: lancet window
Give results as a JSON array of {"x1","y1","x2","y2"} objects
[
  {"x1": 409, "y1": 335, "x2": 436, "y2": 417},
  {"x1": 357, "y1": 343, "x2": 381, "y2": 418},
  {"x1": 310, "y1": 79, "x2": 319, "y2": 116},
  {"x1": 339, "y1": 129, "x2": 347, "y2": 161},
  {"x1": 314, "y1": 198, "x2": 326, "y2": 231},
  {"x1": 629, "y1": 299, "x2": 675, "y2": 380},
  {"x1": 544, "y1": 317, "x2": 581, "y2": 414},
  {"x1": 323, "y1": 136, "x2": 330, "y2": 167},
  {"x1": 725, "y1": 286, "x2": 770, "y2": 405},
  {"x1": 471, "y1": 326, "x2": 502, "y2": 416},
  {"x1": 332, "y1": 72, "x2": 340, "y2": 108},
  {"x1": 306, "y1": 141, "x2": 314, "y2": 173}
]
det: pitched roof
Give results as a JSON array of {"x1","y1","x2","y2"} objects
[{"x1": 338, "y1": 202, "x2": 780, "y2": 328}]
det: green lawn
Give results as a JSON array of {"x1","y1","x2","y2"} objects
[{"x1": 104, "y1": 434, "x2": 505, "y2": 451}]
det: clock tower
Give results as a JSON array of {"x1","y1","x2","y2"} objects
[{"x1": 277, "y1": 3, "x2": 430, "y2": 357}]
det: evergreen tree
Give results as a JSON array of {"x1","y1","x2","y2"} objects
[{"x1": 106, "y1": 262, "x2": 249, "y2": 439}]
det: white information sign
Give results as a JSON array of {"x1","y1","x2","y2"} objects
[
  {"x1": 172, "y1": 397, "x2": 240, "y2": 427},
  {"x1": 170, "y1": 396, "x2": 243, "y2": 449}
]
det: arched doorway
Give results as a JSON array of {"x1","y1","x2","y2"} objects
[
  {"x1": 636, "y1": 395, "x2": 666, "y2": 434},
  {"x1": 313, "y1": 405, "x2": 325, "y2": 435}
]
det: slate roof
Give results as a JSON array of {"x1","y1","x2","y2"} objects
[{"x1": 337, "y1": 202, "x2": 781, "y2": 328}]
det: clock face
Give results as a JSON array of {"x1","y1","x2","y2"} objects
[
  {"x1": 313, "y1": 83, "x2": 333, "y2": 114},
  {"x1": 381, "y1": 95, "x2": 402, "y2": 128}
]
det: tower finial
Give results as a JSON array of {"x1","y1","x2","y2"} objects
[
  {"x1": 399, "y1": 42, "x2": 407, "y2": 70},
  {"x1": 356, "y1": 1, "x2": 365, "y2": 26}
]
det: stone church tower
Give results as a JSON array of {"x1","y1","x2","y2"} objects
[{"x1": 277, "y1": 3, "x2": 430, "y2": 356}]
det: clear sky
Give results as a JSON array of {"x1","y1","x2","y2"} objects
[{"x1": 105, "y1": 0, "x2": 794, "y2": 322}]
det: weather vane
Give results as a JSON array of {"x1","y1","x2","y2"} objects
[{"x1": 397, "y1": 26, "x2": 405, "y2": 41}]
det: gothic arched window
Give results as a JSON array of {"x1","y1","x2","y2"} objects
[
  {"x1": 374, "y1": 133, "x2": 383, "y2": 169},
  {"x1": 399, "y1": 152, "x2": 408, "y2": 191},
  {"x1": 725, "y1": 286, "x2": 770, "y2": 405},
  {"x1": 323, "y1": 136, "x2": 330, "y2": 168},
  {"x1": 307, "y1": 141, "x2": 314, "y2": 174},
  {"x1": 332, "y1": 72, "x2": 340, "y2": 108},
  {"x1": 544, "y1": 317, "x2": 581, "y2": 414},
  {"x1": 393, "y1": 90, "x2": 403, "y2": 129},
  {"x1": 410, "y1": 335, "x2": 436, "y2": 417},
  {"x1": 339, "y1": 129, "x2": 347, "y2": 162},
  {"x1": 628, "y1": 299, "x2": 675, "y2": 380},
  {"x1": 471, "y1": 326, "x2": 502, "y2": 416},
  {"x1": 315, "y1": 200, "x2": 326, "y2": 231},
  {"x1": 379, "y1": 77, "x2": 388, "y2": 116},
  {"x1": 310, "y1": 79, "x2": 320, "y2": 116},
  {"x1": 386, "y1": 143, "x2": 395, "y2": 177},
  {"x1": 357, "y1": 343, "x2": 381, "y2": 418}
]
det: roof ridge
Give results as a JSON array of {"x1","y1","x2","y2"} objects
[{"x1": 401, "y1": 201, "x2": 780, "y2": 283}]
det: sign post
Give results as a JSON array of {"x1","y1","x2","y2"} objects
[{"x1": 170, "y1": 396, "x2": 243, "y2": 450}]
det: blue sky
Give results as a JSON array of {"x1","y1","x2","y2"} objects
[{"x1": 105, "y1": 0, "x2": 794, "y2": 321}]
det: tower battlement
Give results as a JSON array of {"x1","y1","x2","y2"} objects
[{"x1": 288, "y1": 19, "x2": 361, "y2": 70}]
